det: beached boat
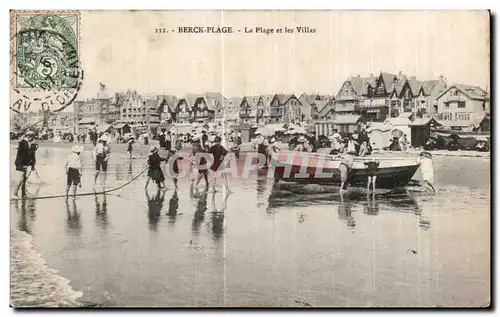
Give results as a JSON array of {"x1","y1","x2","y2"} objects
[{"x1": 271, "y1": 151, "x2": 421, "y2": 189}]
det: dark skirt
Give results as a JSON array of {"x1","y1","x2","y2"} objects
[{"x1": 148, "y1": 167, "x2": 165, "y2": 183}]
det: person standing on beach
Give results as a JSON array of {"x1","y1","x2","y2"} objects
[
  {"x1": 158, "y1": 128, "x2": 166, "y2": 148},
  {"x1": 339, "y1": 148, "x2": 355, "y2": 192},
  {"x1": 418, "y1": 151, "x2": 436, "y2": 193},
  {"x1": 208, "y1": 136, "x2": 231, "y2": 193},
  {"x1": 65, "y1": 145, "x2": 84, "y2": 197},
  {"x1": 145, "y1": 146, "x2": 167, "y2": 190},
  {"x1": 90, "y1": 128, "x2": 98, "y2": 146},
  {"x1": 26, "y1": 143, "x2": 42, "y2": 183},
  {"x1": 201, "y1": 130, "x2": 209, "y2": 150},
  {"x1": 127, "y1": 137, "x2": 134, "y2": 160},
  {"x1": 93, "y1": 135, "x2": 111, "y2": 189},
  {"x1": 364, "y1": 157, "x2": 380, "y2": 192},
  {"x1": 14, "y1": 131, "x2": 35, "y2": 197},
  {"x1": 194, "y1": 136, "x2": 210, "y2": 188}
]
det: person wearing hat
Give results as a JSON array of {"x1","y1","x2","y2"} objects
[
  {"x1": 158, "y1": 128, "x2": 166, "y2": 149},
  {"x1": 145, "y1": 146, "x2": 167, "y2": 190},
  {"x1": 93, "y1": 134, "x2": 112, "y2": 189},
  {"x1": 267, "y1": 136, "x2": 280, "y2": 160},
  {"x1": 346, "y1": 135, "x2": 357, "y2": 155},
  {"x1": 165, "y1": 131, "x2": 172, "y2": 151},
  {"x1": 127, "y1": 136, "x2": 135, "y2": 160},
  {"x1": 201, "y1": 130, "x2": 208, "y2": 149},
  {"x1": 65, "y1": 145, "x2": 84, "y2": 197},
  {"x1": 14, "y1": 130, "x2": 36, "y2": 197},
  {"x1": 293, "y1": 135, "x2": 312, "y2": 152},
  {"x1": 253, "y1": 132, "x2": 269, "y2": 167}
]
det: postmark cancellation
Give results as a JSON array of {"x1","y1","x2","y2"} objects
[{"x1": 10, "y1": 10, "x2": 83, "y2": 112}]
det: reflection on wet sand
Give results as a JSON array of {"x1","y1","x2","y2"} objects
[
  {"x1": 167, "y1": 190, "x2": 179, "y2": 225},
  {"x1": 338, "y1": 193, "x2": 356, "y2": 229},
  {"x1": 145, "y1": 189, "x2": 165, "y2": 232},
  {"x1": 363, "y1": 193, "x2": 380, "y2": 216},
  {"x1": 256, "y1": 170, "x2": 269, "y2": 209},
  {"x1": 191, "y1": 186, "x2": 208, "y2": 236},
  {"x1": 65, "y1": 198, "x2": 81, "y2": 234},
  {"x1": 210, "y1": 191, "x2": 230, "y2": 242},
  {"x1": 15, "y1": 187, "x2": 40, "y2": 234},
  {"x1": 95, "y1": 194, "x2": 109, "y2": 231},
  {"x1": 267, "y1": 184, "x2": 430, "y2": 230}
]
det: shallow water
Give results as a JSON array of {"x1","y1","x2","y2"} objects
[{"x1": 10, "y1": 146, "x2": 490, "y2": 307}]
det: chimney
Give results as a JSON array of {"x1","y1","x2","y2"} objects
[
  {"x1": 357, "y1": 74, "x2": 360, "y2": 78},
  {"x1": 399, "y1": 70, "x2": 402, "y2": 75}
]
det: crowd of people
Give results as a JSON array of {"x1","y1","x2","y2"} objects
[{"x1": 12, "y1": 121, "x2": 432, "y2": 198}]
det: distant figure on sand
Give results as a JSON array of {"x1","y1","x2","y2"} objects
[
  {"x1": 127, "y1": 137, "x2": 134, "y2": 160},
  {"x1": 193, "y1": 135, "x2": 209, "y2": 187},
  {"x1": 93, "y1": 135, "x2": 111, "y2": 189},
  {"x1": 66, "y1": 145, "x2": 84, "y2": 197}
]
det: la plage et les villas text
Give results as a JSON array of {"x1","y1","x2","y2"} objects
[{"x1": 155, "y1": 26, "x2": 316, "y2": 34}]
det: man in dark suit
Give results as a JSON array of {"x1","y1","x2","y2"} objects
[{"x1": 14, "y1": 130, "x2": 35, "y2": 197}]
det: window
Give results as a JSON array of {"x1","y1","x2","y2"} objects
[
  {"x1": 444, "y1": 102, "x2": 450, "y2": 108},
  {"x1": 443, "y1": 113, "x2": 453, "y2": 120},
  {"x1": 456, "y1": 113, "x2": 470, "y2": 121},
  {"x1": 457, "y1": 101, "x2": 466, "y2": 108}
]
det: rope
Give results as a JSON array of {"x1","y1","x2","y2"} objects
[{"x1": 10, "y1": 167, "x2": 148, "y2": 201}]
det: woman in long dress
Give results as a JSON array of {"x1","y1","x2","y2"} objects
[{"x1": 145, "y1": 146, "x2": 167, "y2": 190}]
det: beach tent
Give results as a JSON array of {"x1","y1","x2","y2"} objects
[{"x1": 410, "y1": 117, "x2": 442, "y2": 147}]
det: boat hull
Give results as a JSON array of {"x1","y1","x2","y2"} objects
[{"x1": 271, "y1": 152, "x2": 420, "y2": 189}]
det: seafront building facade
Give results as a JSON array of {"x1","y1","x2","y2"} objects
[{"x1": 14, "y1": 73, "x2": 489, "y2": 135}]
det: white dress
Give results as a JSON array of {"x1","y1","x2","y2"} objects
[{"x1": 418, "y1": 157, "x2": 435, "y2": 185}]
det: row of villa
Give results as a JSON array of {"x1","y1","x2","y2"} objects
[{"x1": 15, "y1": 72, "x2": 489, "y2": 135}]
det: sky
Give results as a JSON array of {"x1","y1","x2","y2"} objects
[{"x1": 61, "y1": 11, "x2": 491, "y2": 103}]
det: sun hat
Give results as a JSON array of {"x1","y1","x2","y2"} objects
[
  {"x1": 149, "y1": 145, "x2": 158, "y2": 153},
  {"x1": 72, "y1": 145, "x2": 84, "y2": 153},
  {"x1": 269, "y1": 137, "x2": 276, "y2": 144},
  {"x1": 25, "y1": 130, "x2": 35, "y2": 136},
  {"x1": 99, "y1": 135, "x2": 108, "y2": 142},
  {"x1": 192, "y1": 135, "x2": 200, "y2": 142}
]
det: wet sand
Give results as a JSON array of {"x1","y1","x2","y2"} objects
[{"x1": 10, "y1": 144, "x2": 490, "y2": 307}]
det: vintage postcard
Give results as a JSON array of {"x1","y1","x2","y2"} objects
[{"x1": 9, "y1": 10, "x2": 490, "y2": 307}]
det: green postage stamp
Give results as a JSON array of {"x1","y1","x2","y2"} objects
[
  {"x1": 10, "y1": 11, "x2": 83, "y2": 112},
  {"x1": 11, "y1": 11, "x2": 81, "y2": 90}
]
